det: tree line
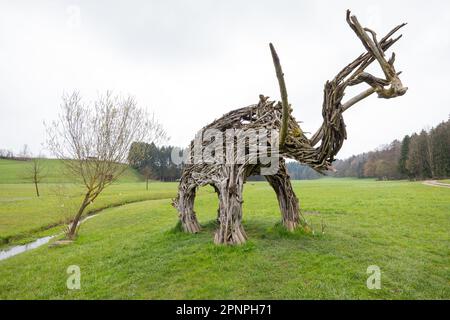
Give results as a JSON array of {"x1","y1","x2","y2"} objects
[
  {"x1": 286, "y1": 162, "x2": 321, "y2": 180},
  {"x1": 128, "y1": 142, "x2": 182, "y2": 183},
  {"x1": 0, "y1": 144, "x2": 32, "y2": 160},
  {"x1": 125, "y1": 117, "x2": 450, "y2": 182},
  {"x1": 332, "y1": 118, "x2": 450, "y2": 180}
]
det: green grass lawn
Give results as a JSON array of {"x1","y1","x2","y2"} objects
[
  {"x1": 0, "y1": 178, "x2": 449, "y2": 299},
  {"x1": 0, "y1": 182, "x2": 179, "y2": 245},
  {"x1": 0, "y1": 158, "x2": 142, "y2": 184},
  {"x1": 0, "y1": 158, "x2": 150, "y2": 244}
]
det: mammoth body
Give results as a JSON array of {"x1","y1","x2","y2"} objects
[
  {"x1": 172, "y1": 10, "x2": 408, "y2": 245},
  {"x1": 172, "y1": 97, "x2": 313, "y2": 245}
]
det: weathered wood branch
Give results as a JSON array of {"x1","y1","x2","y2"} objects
[
  {"x1": 346, "y1": 10, "x2": 408, "y2": 99},
  {"x1": 269, "y1": 43, "x2": 291, "y2": 148},
  {"x1": 342, "y1": 88, "x2": 375, "y2": 112},
  {"x1": 309, "y1": 10, "x2": 408, "y2": 148}
]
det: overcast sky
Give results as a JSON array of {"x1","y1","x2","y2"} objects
[{"x1": 0, "y1": 0, "x2": 449, "y2": 159}]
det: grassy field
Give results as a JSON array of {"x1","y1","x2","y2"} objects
[
  {"x1": 0, "y1": 158, "x2": 150, "y2": 244},
  {"x1": 0, "y1": 182, "x2": 181, "y2": 245},
  {"x1": 0, "y1": 158, "x2": 142, "y2": 184},
  {"x1": 0, "y1": 175, "x2": 449, "y2": 299}
]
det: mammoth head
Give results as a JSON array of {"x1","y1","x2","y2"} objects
[{"x1": 269, "y1": 10, "x2": 408, "y2": 170}]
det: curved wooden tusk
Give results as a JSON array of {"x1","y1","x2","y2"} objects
[{"x1": 269, "y1": 43, "x2": 290, "y2": 148}]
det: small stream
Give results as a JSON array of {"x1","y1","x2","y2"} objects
[
  {"x1": 0, "y1": 236, "x2": 56, "y2": 261},
  {"x1": 0, "y1": 213, "x2": 99, "y2": 261}
]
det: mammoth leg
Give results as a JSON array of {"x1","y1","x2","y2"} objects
[
  {"x1": 211, "y1": 184, "x2": 221, "y2": 224},
  {"x1": 214, "y1": 166, "x2": 247, "y2": 245},
  {"x1": 174, "y1": 184, "x2": 201, "y2": 233},
  {"x1": 265, "y1": 159, "x2": 305, "y2": 231}
]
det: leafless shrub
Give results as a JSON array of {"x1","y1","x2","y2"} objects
[
  {"x1": 46, "y1": 91, "x2": 166, "y2": 239},
  {"x1": 26, "y1": 156, "x2": 46, "y2": 197}
]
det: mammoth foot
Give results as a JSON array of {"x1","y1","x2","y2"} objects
[
  {"x1": 283, "y1": 219, "x2": 299, "y2": 232},
  {"x1": 214, "y1": 225, "x2": 247, "y2": 245},
  {"x1": 181, "y1": 215, "x2": 201, "y2": 233}
]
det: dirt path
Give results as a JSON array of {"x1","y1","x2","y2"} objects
[{"x1": 422, "y1": 180, "x2": 450, "y2": 188}]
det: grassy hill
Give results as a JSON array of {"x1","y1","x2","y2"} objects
[
  {"x1": 0, "y1": 158, "x2": 148, "y2": 244},
  {"x1": 0, "y1": 158, "x2": 143, "y2": 184},
  {"x1": 0, "y1": 179, "x2": 449, "y2": 299},
  {"x1": 0, "y1": 182, "x2": 179, "y2": 244}
]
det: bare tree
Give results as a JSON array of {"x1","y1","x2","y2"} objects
[
  {"x1": 19, "y1": 144, "x2": 31, "y2": 159},
  {"x1": 141, "y1": 166, "x2": 153, "y2": 190},
  {"x1": 46, "y1": 91, "x2": 166, "y2": 239},
  {"x1": 3, "y1": 150, "x2": 14, "y2": 158},
  {"x1": 27, "y1": 157, "x2": 46, "y2": 197}
]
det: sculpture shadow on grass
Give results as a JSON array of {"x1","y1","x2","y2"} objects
[{"x1": 167, "y1": 218, "x2": 321, "y2": 243}]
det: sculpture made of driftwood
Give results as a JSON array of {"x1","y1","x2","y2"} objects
[{"x1": 173, "y1": 10, "x2": 408, "y2": 245}]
